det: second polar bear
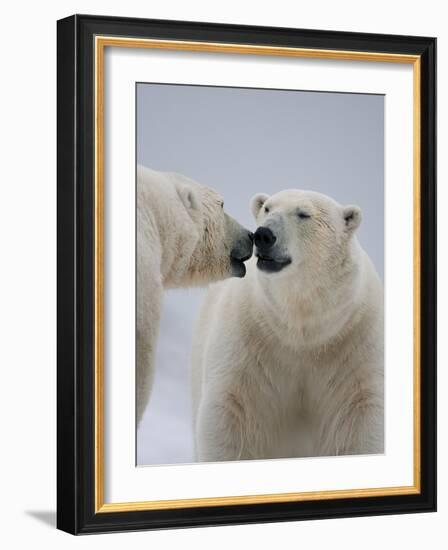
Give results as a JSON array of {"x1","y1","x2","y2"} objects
[
  {"x1": 192, "y1": 189, "x2": 383, "y2": 461},
  {"x1": 137, "y1": 166, "x2": 253, "y2": 426}
]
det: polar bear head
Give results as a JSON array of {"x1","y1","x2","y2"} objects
[
  {"x1": 173, "y1": 177, "x2": 254, "y2": 285},
  {"x1": 250, "y1": 189, "x2": 361, "y2": 281}
]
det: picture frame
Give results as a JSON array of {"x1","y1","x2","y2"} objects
[{"x1": 57, "y1": 14, "x2": 436, "y2": 534}]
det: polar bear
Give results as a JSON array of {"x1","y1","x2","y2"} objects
[
  {"x1": 137, "y1": 165, "x2": 253, "y2": 426},
  {"x1": 192, "y1": 189, "x2": 383, "y2": 462}
]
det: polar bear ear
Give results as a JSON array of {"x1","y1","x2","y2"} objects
[
  {"x1": 250, "y1": 193, "x2": 270, "y2": 219},
  {"x1": 343, "y1": 205, "x2": 362, "y2": 233},
  {"x1": 177, "y1": 184, "x2": 200, "y2": 211}
]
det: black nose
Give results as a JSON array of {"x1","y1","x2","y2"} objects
[{"x1": 254, "y1": 227, "x2": 276, "y2": 250}]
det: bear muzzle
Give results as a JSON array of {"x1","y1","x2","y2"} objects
[
  {"x1": 254, "y1": 226, "x2": 291, "y2": 273},
  {"x1": 230, "y1": 231, "x2": 254, "y2": 277}
]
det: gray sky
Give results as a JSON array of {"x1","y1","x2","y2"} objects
[{"x1": 136, "y1": 83, "x2": 384, "y2": 466}]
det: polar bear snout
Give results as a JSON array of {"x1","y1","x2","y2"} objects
[
  {"x1": 230, "y1": 230, "x2": 254, "y2": 278},
  {"x1": 254, "y1": 226, "x2": 292, "y2": 273},
  {"x1": 230, "y1": 231, "x2": 254, "y2": 260}
]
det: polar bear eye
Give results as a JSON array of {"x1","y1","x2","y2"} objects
[
  {"x1": 264, "y1": 206, "x2": 270, "y2": 213},
  {"x1": 220, "y1": 201, "x2": 224, "y2": 208},
  {"x1": 298, "y1": 211, "x2": 311, "y2": 219}
]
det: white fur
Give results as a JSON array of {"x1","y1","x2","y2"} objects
[
  {"x1": 192, "y1": 189, "x2": 383, "y2": 462},
  {"x1": 137, "y1": 165, "x2": 250, "y2": 425}
]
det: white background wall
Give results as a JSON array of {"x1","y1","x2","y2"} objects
[{"x1": 0, "y1": 1, "x2": 444, "y2": 548}]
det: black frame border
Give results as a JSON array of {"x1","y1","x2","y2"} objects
[{"x1": 57, "y1": 14, "x2": 436, "y2": 534}]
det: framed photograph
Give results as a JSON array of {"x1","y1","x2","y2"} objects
[{"x1": 57, "y1": 14, "x2": 436, "y2": 534}]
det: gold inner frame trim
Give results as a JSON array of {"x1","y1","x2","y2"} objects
[{"x1": 94, "y1": 35, "x2": 421, "y2": 513}]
